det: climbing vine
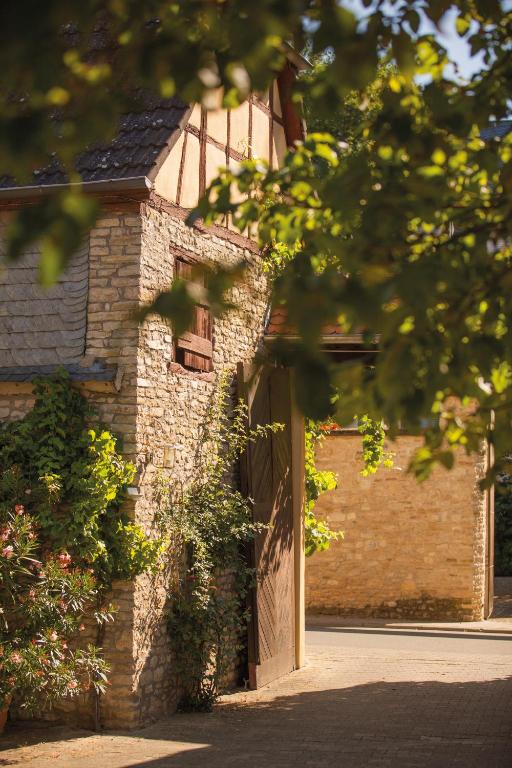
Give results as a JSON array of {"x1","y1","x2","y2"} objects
[
  {"x1": 0, "y1": 370, "x2": 163, "y2": 585},
  {"x1": 304, "y1": 415, "x2": 394, "y2": 557},
  {"x1": 304, "y1": 420, "x2": 340, "y2": 557},
  {"x1": 358, "y1": 416, "x2": 394, "y2": 477},
  {"x1": 162, "y1": 378, "x2": 281, "y2": 711}
]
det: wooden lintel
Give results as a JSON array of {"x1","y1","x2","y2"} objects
[{"x1": 177, "y1": 332, "x2": 212, "y2": 358}]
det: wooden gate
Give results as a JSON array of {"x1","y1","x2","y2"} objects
[{"x1": 238, "y1": 363, "x2": 304, "y2": 689}]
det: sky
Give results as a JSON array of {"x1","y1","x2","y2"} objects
[{"x1": 341, "y1": 1, "x2": 488, "y2": 80}]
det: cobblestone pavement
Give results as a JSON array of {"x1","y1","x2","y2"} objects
[{"x1": 1, "y1": 629, "x2": 511, "y2": 768}]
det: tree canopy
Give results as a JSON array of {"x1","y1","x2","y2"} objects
[{"x1": 1, "y1": 1, "x2": 512, "y2": 479}]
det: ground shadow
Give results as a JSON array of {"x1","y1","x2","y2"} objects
[
  {"x1": 307, "y1": 625, "x2": 512, "y2": 642},
  {"x1": 492, "y1": 577, "x2": 512, "y2": 619},
  {"x1": 2, "y1": 674, "x2": 512, "y2": 768}
]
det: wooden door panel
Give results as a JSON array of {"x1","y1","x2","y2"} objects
[{"x1": 238, "y1": 363, "x2": 295, "y2": 689}]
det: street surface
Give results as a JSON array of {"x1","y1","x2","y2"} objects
[{"x1": 1, "y1": 627, "x2": 511, "y2": 767}]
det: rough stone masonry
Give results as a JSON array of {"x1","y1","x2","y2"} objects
[{"x1": 0, "y1": 200, "x2": 270, "y2": 728}]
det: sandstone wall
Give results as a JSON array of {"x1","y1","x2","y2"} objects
[
  {"x1": 0, "y1": 208, "x2": 143, "y2": 728},
  {"x1": 305, "y1": 434, "x2": 487, "y2": 621},
  {"x1": 130, "y1": 201, "x2": 268, "y2": 726},
  {"x1": 0, "y1": 202, "x2": 268, "y2": 728}
]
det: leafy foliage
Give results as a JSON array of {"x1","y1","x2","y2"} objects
[
  {"x1": 304, "y1": 420, "x2": 340, "y2": 557},
  {"x1": 0, "y1": 369, "x2": 162, "y2": 586},
  {"x1": 162, "y1": 377, "x2": 281, "y2": 711},
  {"x1": 358, "y1": 416, "x2": 394, "y2": 477},
  {"x1": 2, "y1": 2, "x2": 512, "y2": 481}
]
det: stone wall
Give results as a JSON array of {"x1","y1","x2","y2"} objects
[
  {"x1": 0, "y1": 201, "x2": 268, "y2": 728},
  {"x1": 131, "y1": 201, "x2": 268, "y2": 726},
  {"x1": 0, "y1": 207, "x2": 143, "y2": 728},
  {"x1": 305, "y1": 433, "x2": 488, "y2": 621}
]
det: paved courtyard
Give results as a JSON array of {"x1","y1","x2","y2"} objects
[{"x1": 1, "y1": 627, "x2": 511, "y2": 768}]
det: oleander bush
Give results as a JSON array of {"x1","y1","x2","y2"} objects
[{"x1": 0, "y1": 370, "x2": 163, "y2": 717}]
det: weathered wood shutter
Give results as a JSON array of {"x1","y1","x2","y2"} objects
[
  {"x1": 175, "y1": 257, "x2": 213, "y2": 372},
  {"x1": 238, "y1": 363, "x2": 296, "y2": 688}
]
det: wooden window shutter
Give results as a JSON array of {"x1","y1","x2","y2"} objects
[{"x1": 175, "y1": 257, "x2": 213, "y2": 372}]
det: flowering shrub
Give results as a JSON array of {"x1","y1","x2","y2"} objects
[
  {"x1": 0, "y1": 370, "x2": 163, "y2": 718},
  {"x1": 0, "y1": 502, "x2": 108, "y2": 712}
]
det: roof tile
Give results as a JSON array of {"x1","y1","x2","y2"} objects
[{"x1": 0, "y1": 96, "x2": 189, "y2": 188}]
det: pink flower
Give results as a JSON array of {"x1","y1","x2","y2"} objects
[
  {"x1": 28, "y1": 589, "x2": 36, "y2": 600},
  {"x1": 67, "y1": 680, "x2": 78, "y2": 690},
  {"x1": 0, "y1": 527, "x2": 10, "y2": 541},
  {"x1": 1, "y1": 545, "x2": 14, "y2": 559},
  {"x1": 49, "y1": 631, "x2": 58, "y2": 642},
  {"x1": 58, "y1": 552, "x2": 72, "y2": 569},
  {"x1": 11, "y1": 652, "x2": 22, "y2": 664},
  {"x1": 79, "y1": 624, "x2": 85, "y2": 632},
  {"x1": 14, "y1": 504, "x2": 24, "y2": 515},
  {"x1": 61, "y1": 641, "x2": 68, "y2": 650}
]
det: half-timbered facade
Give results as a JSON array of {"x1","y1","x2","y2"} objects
[{"x1": 0, "y1": 54, "x2": 307, "y2": 728}]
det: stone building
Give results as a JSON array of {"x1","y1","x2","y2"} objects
[
  {"x1": 0, "y1": 56, "x2": 307, "y2": 728},
  {"x1": 265, "y1": 320, "x2": 494, "y2": 623}
]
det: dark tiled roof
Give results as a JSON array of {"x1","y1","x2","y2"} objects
[
  {"x1": 481, "y1": 120, "x2": 512, "y2": 141},
  {"x1": 0, "y1": 96, "x2": 189, "y2": 189}
]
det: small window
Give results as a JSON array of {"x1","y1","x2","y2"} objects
[{"x1": 175, "y1": 257, "x2": 213, "y2": 372}]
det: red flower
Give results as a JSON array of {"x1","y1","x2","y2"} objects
[
  {"x1": 58, "y1": 552, "x2": 72, "y2": 569},
  {"x1": 14, "y1": 504, "x2": 24, "y2": 515}
]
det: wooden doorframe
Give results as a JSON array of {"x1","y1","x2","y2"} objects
[
  {"x1": 484, "y1": 434, "x2": 495, "y2": 618},
  {"x1": 291, "y1": 378, "x2": 305, "y2": 669}
]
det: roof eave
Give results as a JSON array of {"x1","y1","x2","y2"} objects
[
  {"x1": 283, "y1": 43, "x2": 311, "y2": 71},
  {"x1": 0, "y1": 175, "x2": 154, "y2": 200}
]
